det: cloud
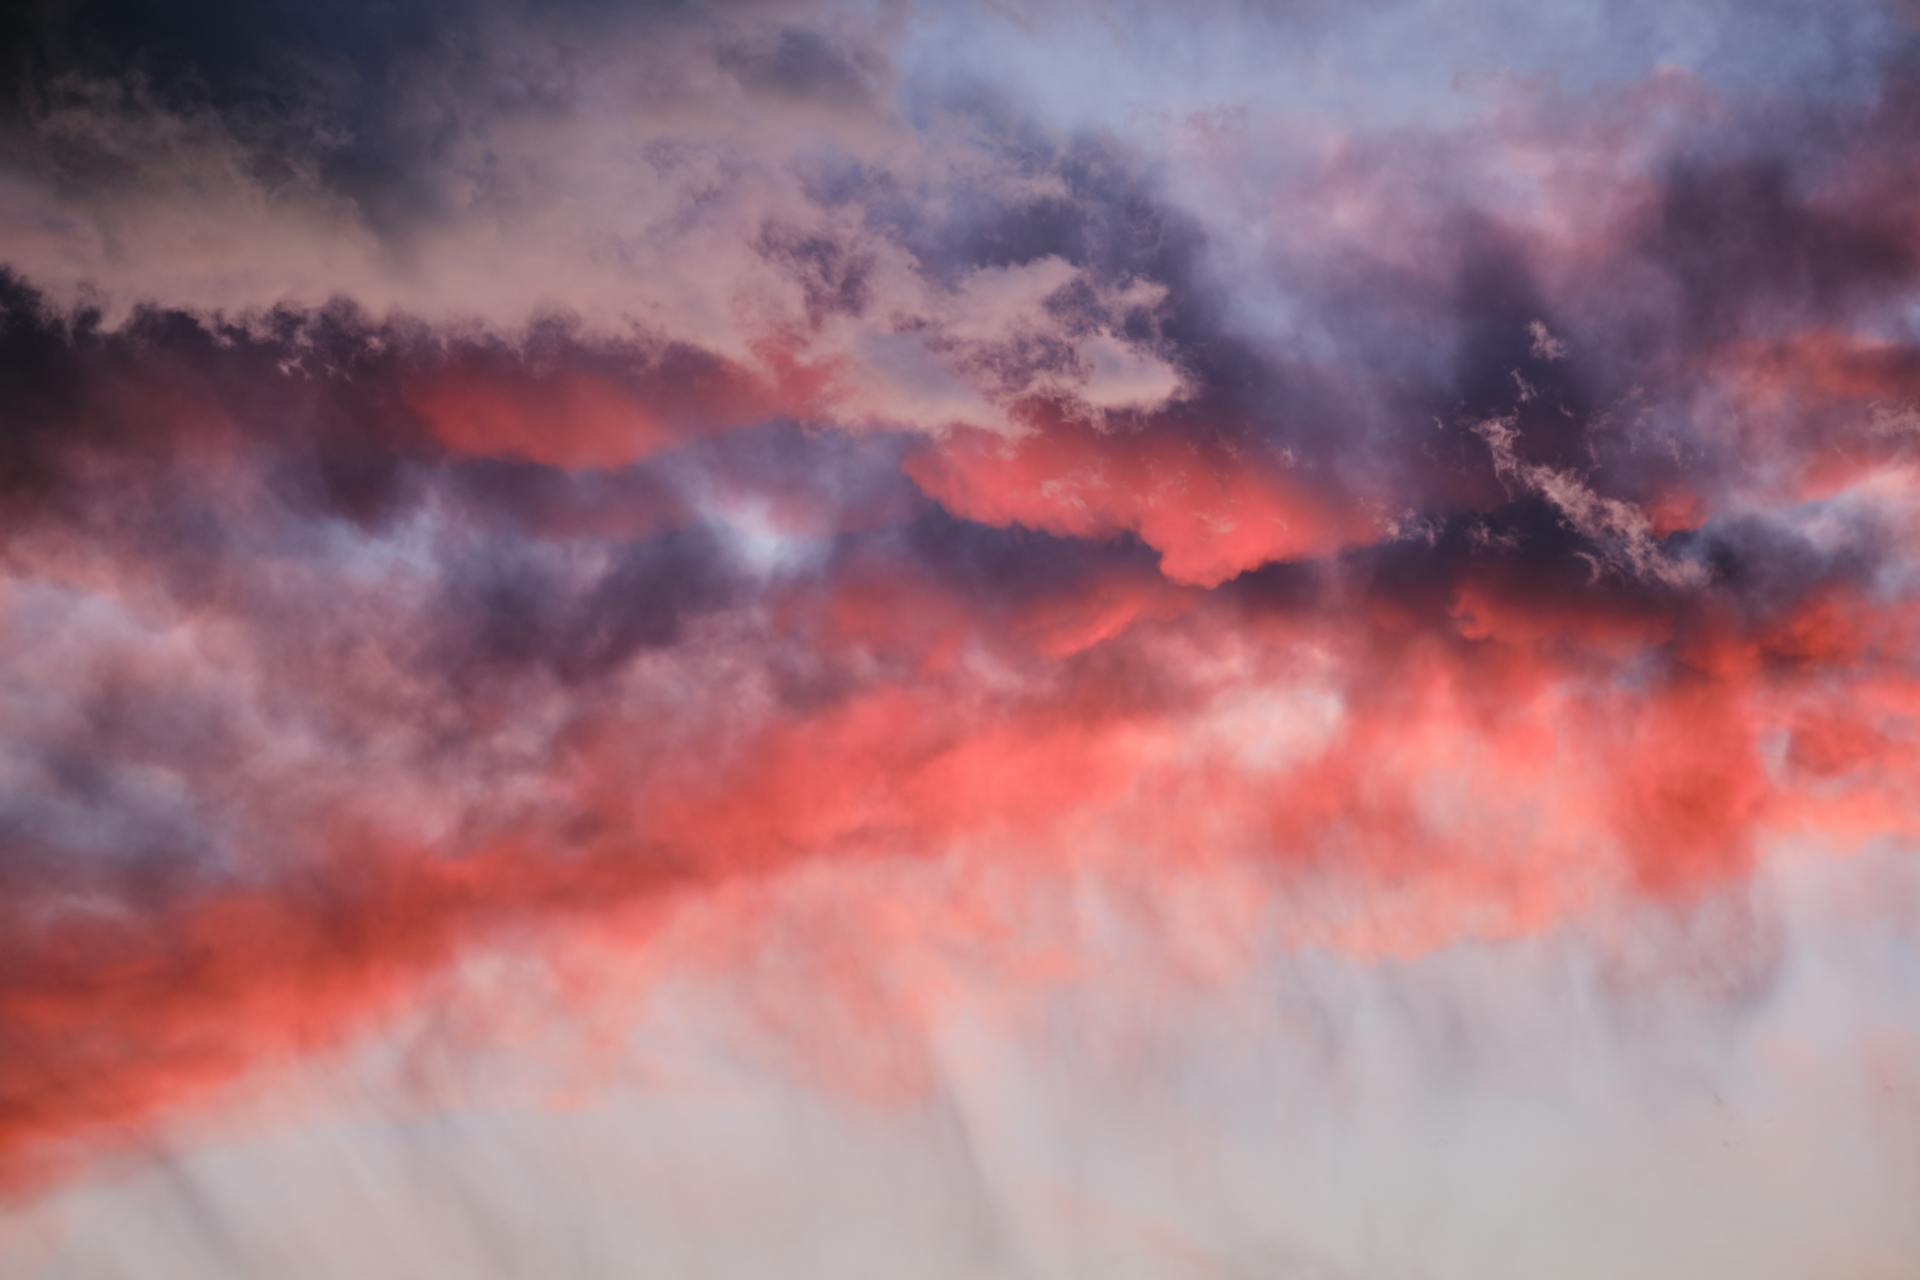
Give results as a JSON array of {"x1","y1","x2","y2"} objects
[
  {"x1": 2, "y1": 2, "x2": 1920, "y2": 1264},
  {"x1": 1472, "y1": 412, "x2": 1706, "y2": 589}
]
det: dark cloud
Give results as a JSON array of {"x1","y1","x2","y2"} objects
[
  {"x1": 1641, "y1": 156, "x2": 1917, "y2": 341},
  {"x1": 717, "y1": 24, "x2": 883, "y2": 110},
  {"x1": 438, "y1": 525, "x2": 741, "y2": 687},
  {"x1": 756, "y1": 222, "x2": 877, "y2": 328}
]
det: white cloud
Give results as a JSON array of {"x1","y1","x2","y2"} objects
[{"x1": 1475, "y1": 415, "x2": 1705, "y2": 589}]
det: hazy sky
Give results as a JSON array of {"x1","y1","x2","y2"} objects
[{"x1": 2, "y1": 1, "x2": 1919, "y2": 1276}]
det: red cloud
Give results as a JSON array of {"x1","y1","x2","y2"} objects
[
  {"x1": 6, "y1": 555, "x2": 1920, "y2": 1192},
  {"x1": 904, "y1": 415, "x2": 1379, "y2": 586},
  {"x1": 407, "y1": 345, "x2": 796, "y2": 470}
]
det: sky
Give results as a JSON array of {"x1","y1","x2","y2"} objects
[{"x1": 2, "y1": 0, "x2": 1920, "y2": 1275}]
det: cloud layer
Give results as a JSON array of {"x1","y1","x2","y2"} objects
[{"x1": 2, "y1": 0, "x2": 1920, "y2": 1272}]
